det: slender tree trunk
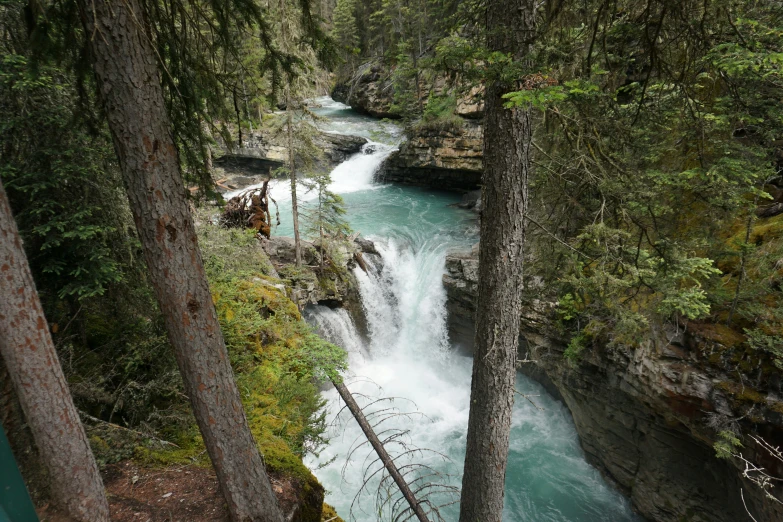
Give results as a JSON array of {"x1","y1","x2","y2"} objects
[
  {"x1": 0, "y1": 178, "x2": 109, "y2": 522},
  {"x1": 287, "y1": 89, "x2": 303, "y2": 267},
  {"x1": 76, "y1": 1, "x2": 284, "y2": 520},
  {"x1": 279, "y1": 0, "x2": 302, "y2": 267},
  {"x1": 458, "y1": 1, "x2": 535, "y2": 520}
]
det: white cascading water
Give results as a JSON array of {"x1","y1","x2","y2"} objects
[
  {"x1": 235, "y1": 96, "x2": 638, "y2": 520},
  {"x1": 304, "y1": 238, "x2": 470, "y2": 520},
  {"x1": 224, "y1": 141, "x2": 396, "y2": 203}
]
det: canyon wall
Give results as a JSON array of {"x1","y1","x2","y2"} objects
[{"x1": 443, "y1": 247, "x2": 783, "y2": 522}]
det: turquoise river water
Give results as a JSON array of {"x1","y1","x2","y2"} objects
[{"x1": 227, "y1": 98, "x2": 639, "y2": 522}]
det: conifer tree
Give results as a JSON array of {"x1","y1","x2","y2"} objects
[
  {"x1": 332, "y1": 0, "x2": 359, "y2": 69},
  {"x1": 459, "y1": 0, "x2": 536, "y2": 520},
  {"x1": 0, "y1": 177, "x2": 109, "y2": 522},
  {"x1": 75, "y1": 0, "x2": 285, "y2": 519},
  {"x1": 303, "y1": 172, "x2": 351, "y2": 268}
]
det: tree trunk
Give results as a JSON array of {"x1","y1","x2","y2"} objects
[
  {"x1": 76, "y1": 1, "x2": 284, "y2": 520},
  {"x1": 0, "y1": 178, "x2": 109, "y2": 522},
  {"x1": 287, "y1": 88, "x2": 303, "y2": 267},
  {"x1": 458, "y1": 1, "x2": 535, "y2": 520}
]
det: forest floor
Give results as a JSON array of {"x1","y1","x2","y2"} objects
[{"x1": 37, "y1": 461, "x2": 230, "y2": 522}]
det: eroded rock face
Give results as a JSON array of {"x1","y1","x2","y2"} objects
[
  {"x1": 442, "y1": 247, "x2": 783, "y2": 522},
  {"x1": 214, "y1": 128, "x2": 367, "y2": 190},
  {"x1": 454, "y1": 85, "x2": 484, "y2": 119},
  {"x1": 379, "y1": 121, "x2": 483, "y2": 190},
  {"x1": 443, "y1": 246, "x2": 479, "y2": 351},
  {"x1": 331, "y1": 65, "x2": 397, "y2": 119}
]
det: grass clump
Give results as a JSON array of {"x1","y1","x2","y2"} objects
[{"x1": 410, "y1": 95, "x2": 463, "y2": 134}]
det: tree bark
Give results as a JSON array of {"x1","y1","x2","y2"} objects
[
  {"x1": 76, "y1": 1, "x2": 284, "y2": 520},
  {"x1": 458, "y1": 1, "x2": 535, "y2": 520},
  {"x1": 0, "y1": 178, "x2": 109, "y2": 522}
]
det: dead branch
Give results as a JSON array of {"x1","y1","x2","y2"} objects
[
  {"x1": 78, "y1": 410, "x2": 180, "y2": 448},
  {"x1": 331, "y1": 378, "x2": 431, "y2": 522}
]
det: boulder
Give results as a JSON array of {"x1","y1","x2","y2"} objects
[
  {"x1": 378, "y1": 120, "x2": 484, "y2": 190},
  {"x1": 456, "y1": 189, "x2": 482, "y2": 212}
]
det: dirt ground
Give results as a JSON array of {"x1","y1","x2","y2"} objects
[{"x1": 37, "y1": 461, "x2": 230, "y2": 522}]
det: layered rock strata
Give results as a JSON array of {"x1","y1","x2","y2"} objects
[
  {"x1": 443, "y1": 247, "x2": 783, "y2": 522},
  {"x1": 379, "y1": 121, "x2": 483, "y2": 190}
]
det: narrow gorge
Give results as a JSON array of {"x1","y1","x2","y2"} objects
[{"x1": 243, "y1": 93, "x2": 783, "y2": 522}]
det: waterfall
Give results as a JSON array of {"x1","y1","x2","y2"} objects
[
  {"x1": 279, "y1": 97, "x2": 638, "y2": 521},
  {"x1": 224, "y1": 142, "x2": 396, "y2": 203},
  {"x1": 304, "y1": 238, "x2": 470, "y2": 520},
  {"x1": 305, "y1": 237, "x2": 639, "y2": 521}
]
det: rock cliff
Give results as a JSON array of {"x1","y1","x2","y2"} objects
[
  {"x1": 379, "y1": 121, "x2": 483, "y2": 190},
  {"x1": 214, "y1": 127, "x2": 367, "y2": 190},
  {"x1": 331, "y1": 64, "x2": 396, "y2": 119},
  {"x1": 332, "y1": 64, "x2": 485, "y2": 191},
  {"x1": 443, "y1": 246, "x2": 783, "y2": 522}
]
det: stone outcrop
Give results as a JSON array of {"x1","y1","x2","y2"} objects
[
  {"x1": 332, "y1": 62, "x2": 485, "y2": 190},
  {"x1": 331, "y1": 64, "x2": 396, "y2": 119},
  {"x1": 261, "y1": 236, "x2": 378, "y2": 316},
  {"x1": 443, "y1": 247, "x2": 783, "y2": 522},
  {"x1": 443, "y1": 245, "x2": 480, "y2": 352},
  {"x1": 214, "y1": 128, "x2": 367, "y2": 191},
  {"x1": 379, "y1": 121, "x2": 483, "y2": 190},
  {"x1": 454, "y1": 86, "x2": 484, "y2": 119}
]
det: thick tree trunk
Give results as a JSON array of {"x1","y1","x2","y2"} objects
[
  {"x1": 0, "y1": 178, "x2": 109, "y2": 522},
  {"x1": 458, "y1": 1, "x2": 535, "y2": 520},
  {"x1": 76, "y1": 1, "x2": 284, "y2": 520}
]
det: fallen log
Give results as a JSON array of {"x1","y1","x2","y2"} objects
[{"x1": 331, "y1": 378, "x2": 430, "y2": 522}]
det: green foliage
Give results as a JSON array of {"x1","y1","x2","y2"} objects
[
  {"x1": 0, "y1": 48, "x2": 183, "y2": 436},
  {"x1": 332, "y1": 0, "x2": 360, "y2": 64},
  {"x1": 745, "y1": 329, "x2": 783, "y2": 371},
  {"x1": 564, "y1": 333, "x2": 589, "y2": 363},
  {"x1": 411, "y1": 94, "x2": 462, "y2": 133},
  {"x1": 197, "y1": 218, "x2": 347, "y2": 467},
  {"x1": 507, "y1": 0, "x2": 783, "y2": 356},
  {"x1": 0, "y1": 54, "x2": 127, "y2": 300},
  {"x1": 389, "y1": 41, "x2": 421, "y2": 121},
  {"x1": 714, "y1": 431, "x2": 743, "y2": 460},
  {"x1": 302, "y1": 172, "x2": 352, "y2": 266}
]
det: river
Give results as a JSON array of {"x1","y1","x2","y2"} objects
[{"x1": 232, "y1": 97, "x2": 639, "y2": 521}]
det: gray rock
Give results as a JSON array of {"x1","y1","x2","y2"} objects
[
  {"x1": 214, "y1": 127, "x2": 367, "y2": 181},
  {"x1": 441, "y1": 246, "x2": 783, "y2": 522},
  {"x1": 354, "y1": 236, "x2": 379, "y2": 256},
  {"x1": 378, "y1": 121, "x2": 483, "y2": 190},
  {"x1": 457, "y1": 189, "x2": 482, "y2": 211},
  {"x1": 331, "y1": 64, "x2": 398, "y2": 119},
  {"x1": 261, "y1": 236, "x2": 321, "y2": 267}
]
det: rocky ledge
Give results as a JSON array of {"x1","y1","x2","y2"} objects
[
  {"x1": 214, "y1": 128, "x2": 367, "y2": 190},
  {"x1": 261, "y1": 235, "x2": 378, "y2": 325},
  {"x1": 378, "y1": 121, "x2": 483, "y2": 191},
  {"x1": 443, "y1": 246, "x2": 783, "y2": 522}
]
